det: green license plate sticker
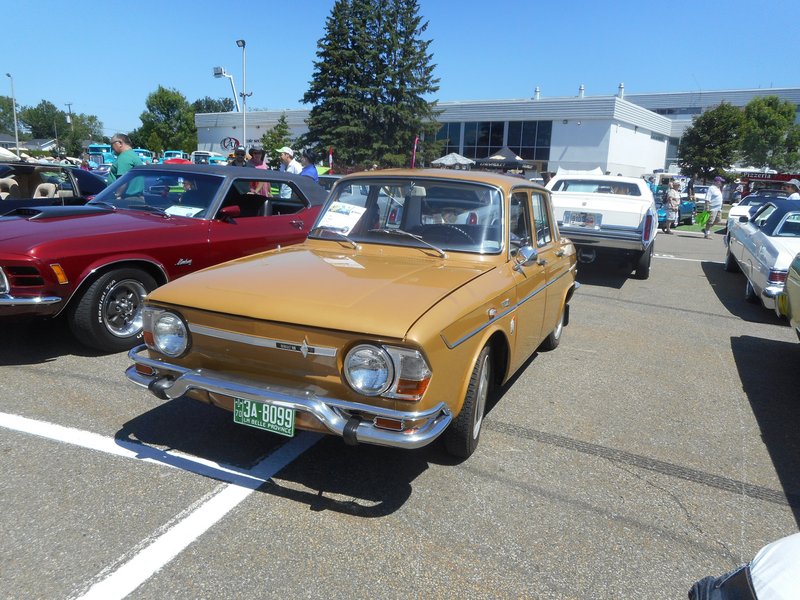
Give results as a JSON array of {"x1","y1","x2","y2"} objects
[{"x1": 233, "y1": 398, "x2": 295, "y2": 437}]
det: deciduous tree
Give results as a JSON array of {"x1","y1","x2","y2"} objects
[
  {"x1": 678, "y1": 102, "x2": 743, "y2": 180},
  {"x1": 135, "y1": 86, "x2": 197, "y2": 154},
  {"x1": 739, "y1": 96, "x2": 798, "y2": 171}
]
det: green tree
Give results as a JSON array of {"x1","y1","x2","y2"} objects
[
  {"x1": 136, "y1": 86, "x2": 196, "y2": 153},
  {"x1": 302, "y1": 0, "x2": 441, "y2": 168},
  {"x1": 192, "y1": 96, "x2": 235, "y2": 114},
  {"x1": 19, "y1": 100, "x2": 68, "y2": 140},
  {"x1": 678, "y1": 102, "x2": 744, "y2": 180},
  {"x1": 739, "y1": 95, "x2": 798, "y2": 170},
  {"x1": 260, "y1": 114, "x2": 292, "y2": 169},
  {"x1": 0, "y1": 96, "x2": 17, "y2": 136}
]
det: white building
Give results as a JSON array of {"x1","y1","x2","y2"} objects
[{"x1": 195, "y1": 86, "x2": 800, "y2": 176}]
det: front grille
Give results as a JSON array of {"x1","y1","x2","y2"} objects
[{"x1": 5, "y1": 266, "x2": 44, "y2": 288}]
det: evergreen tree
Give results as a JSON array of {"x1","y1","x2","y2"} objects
[
  {"x1": 678, "y1": 103, "x2": 743, "y2": 180},
  {"x1": 260, "y1": 114, "x2": 292, "y2": 168},
  {"x1": 302, "y1": 0, "x2": 441, "y2": 168}
]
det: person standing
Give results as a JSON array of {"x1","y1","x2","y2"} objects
[
  {"x1": 703, "y1": 176, "x2": 725, "y2": 239},
  {"x1": 229, "y1": 146, "x2": 248, "y2": 167},
  {"x1": 247, "y1": 147, "x2": 271, "y2": 196},
  {"x1": 664, "y1": 180, "x2": 681, "y2": 234},
  {"x1": 783, "y1": 178, "x2": 800, "y2": 201},
  {"x1": 299, "y1": 149, "x2": 319, "y2": 183},
  {"x1": 107, "y1": 134, "x2": 143, "y2": 183},
  {"x1": 647, "y1": 176, "x2": 658, "y2": 198},
  {"x1": 276, "y1": 146, "x2": 301, "y2": 198}
]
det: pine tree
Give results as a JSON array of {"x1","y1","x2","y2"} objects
[{"x1": 302, "y1": 0, "x2": 441, "y2": 168}]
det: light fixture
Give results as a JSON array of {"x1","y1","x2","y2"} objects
[{"x1": 212, "y1": 67, "x2": 240, "y2": 112}]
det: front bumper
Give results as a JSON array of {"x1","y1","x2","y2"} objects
[
  {"x1": 126, "y1": 345, "x2": 453, "y2": 450},
  {"x1": 0, "y1": 293, "x2": 61, "y2": 306}
]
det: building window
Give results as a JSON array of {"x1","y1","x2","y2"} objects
[
  {"x1": 462, "y1": 121, "x2": 504, "y2": 159},
  {"x1": 507, "y1": 120, "x2": 552, "y2": 161},
  {"x1": 435, "y1": 122, "x2": 461, "y2": 155}
]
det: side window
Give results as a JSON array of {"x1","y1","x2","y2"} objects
[
  {"x1": 531, "y1": 192, "x2": 552, "y2": 247},
  {"x1": 510, "y1": 191, "x2": 532, "y2": 251}
]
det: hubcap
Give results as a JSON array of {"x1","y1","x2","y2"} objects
[
  {"x1": 102, "y1": 279, "x2": 147, "y2": 337},
  {"x1": 472, "y1": 354, "x2": 490, "y2": 439}
]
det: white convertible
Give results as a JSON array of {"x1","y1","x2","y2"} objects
[
  {"x1": 546, "y1": 173, "x2": 657, "y2": 279},
  {"x1": 725, "y1": 199, "x2": 800, "y2": 309}
]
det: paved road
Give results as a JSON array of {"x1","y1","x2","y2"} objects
[{"x1": 1, "y1": 229, "x2": 798, "y2": 599}]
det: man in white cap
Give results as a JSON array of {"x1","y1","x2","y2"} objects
[
  {"x1": 276, "y1": 146, "x2": 302, "y2": 198},
  {"x1": 703, "y1": 176, "x2": 725, "y2": 238},
  {"x1": 783, "y1": 178, "x2": 800, "y2": 201}
]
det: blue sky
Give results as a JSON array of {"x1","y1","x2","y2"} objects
[{"x1": 5, "y1": 0, "x2": 799, "y2": 137}]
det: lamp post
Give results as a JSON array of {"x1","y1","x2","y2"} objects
[
  {"x1": 212, "y1": 67, "x2": 241, "y2": 112},
  {"x1": 5, "y1": 73, "x2": 20, "y2": 159},
  {"x1": 235, "y1": 39, "x2": 252, "y2": 148}
]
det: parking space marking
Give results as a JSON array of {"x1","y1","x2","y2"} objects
[
  {"x1": 73, "y1": 432, "x2": 320, "y2": 600},
  {"x1": 654, "y1": 253, "x2": 723, "y2": 264}
]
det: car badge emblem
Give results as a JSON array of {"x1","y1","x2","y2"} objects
[
  {"x1": 176, "y1": 258, "x2": 192, "y2": 266},
  {"x1": 300, "y1": 338, "x2": 310, "y2": 358}
]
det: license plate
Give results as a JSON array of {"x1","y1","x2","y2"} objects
[
  {"x1": 568, "y1": 211, "x2": 598, "y2": 227},
  {"x1": 233, "y1": 398, "x2": 295, "y2": 437}
]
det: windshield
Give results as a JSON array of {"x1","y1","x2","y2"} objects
[
  {"x1": 89, "y1": 170, "x2": 225, "y2": 218},
  {"x1": 551, "y1": 179, "x2": 642, "y2": 196},
  {"x1": 311, "y1": 177, "x2": 504, "y2": 254}
]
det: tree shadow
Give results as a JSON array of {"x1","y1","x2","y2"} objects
[
  {"x1": 0, "y1": 316, "x2": 106, "y2": 365},
  {"x1": 702, "y1": 262, "x2": 785, "y2": 325},
  {"x1": 730, "y1": 335, "x2": 800, "y2": 525}
]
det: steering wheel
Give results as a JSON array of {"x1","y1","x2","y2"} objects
[{"x1": 421, "y1": 224, "x2": 476, "y2": 245}]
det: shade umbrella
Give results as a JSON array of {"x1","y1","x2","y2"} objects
[
  {"x1": 431, "y1": 152, "x2": 475, "y2": 167},
  {"x1": 474, "y1": 147, "x2": 531, "y2": 170}
]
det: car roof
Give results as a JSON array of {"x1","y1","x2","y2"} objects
[{"x1": 337, "y1": 168, "x2": 548, "y2": 191}]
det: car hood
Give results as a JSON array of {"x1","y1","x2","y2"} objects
[
  {"x1": 0, "y1": 207, "x2": 187, "y2": 253},
  {"x1": 551, "y1": 192, "x2": 653, "y2": 228},
  {"x1": 149, "y1": 245, "x2": 493, "y2": 339}
]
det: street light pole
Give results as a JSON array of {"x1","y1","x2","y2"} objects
[
  {"x1": 236, "y1": 39, "x2": 252, "y2": 148},
  {"x1": 212, "y1": 67, "x2": 240, "y2": 112},
  {"x1": 5, "y1": 73, "x2": 20, "y2": 159}
]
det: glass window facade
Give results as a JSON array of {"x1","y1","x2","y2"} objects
[
  {"x1": 436, "y1": 120, "x2": 553, "y2": 165},
  {"x1": 435, "y1": 122, "x2": 461, "y2": 155},
  {"x1": 462, "y1": 121, "x2": 505, "y2": 159}
]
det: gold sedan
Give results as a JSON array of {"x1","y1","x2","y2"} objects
[
  {"x1": 127, "y1": 169, "x2": 578, "y2": 459},
  {"x1": 776, "y1": 251, "x2": 800, "y2": 341}
]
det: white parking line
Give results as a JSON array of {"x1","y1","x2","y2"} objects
[
  {"x1": 0, "y1": 412, "x2": 320, "y2": 599},
  {"x1": 654, "y1": 253, "x2": 723, "y2": 264}
]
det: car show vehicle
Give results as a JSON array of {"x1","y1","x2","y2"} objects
[
  {"x1": 160, "y1": 150, "x2": 189, "y2": 163},
  {"x1": 133, "y1": 148, "x2": 155, "y2": 164},
  {"x1": 126, "y1": 169, "x2": 578, "y2": 459},
  {"x1": 726, "y1": 193, "x2": 783, "y2": 231},
  {"x1": 546, "y1": 173, "x2": 657, "y2": 279},
  {"x1": 86, "y1": 143, "x2": 115, "y2": 166},
  {"x1": 656, "y1": 196, "x2": 695, "y2": 230},
  {"x1": 775, "y1": 251, "x2": 800, "y2": 341},
  {"x1": 0, "y1": 161, "x2": 107, "y2": 213},
  {"x1": 0, "y1": 164, "x2": 327, "y2": 352},
  {"x1": 724, "y1": 199, "x2": 800, "y2": 309}
]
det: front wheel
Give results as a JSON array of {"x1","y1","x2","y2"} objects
[
  {"x1": 724, "y1": 248, "x2": 739, "y2": 272},
  {"x1": 68, "y1": 268, "x2": 157, "y2": 352},
  {"x1": 444, "y1": 345, "x2": 493, "y2": 459},
  {"x1": 539, "y1": 304, "x2": 565, "y2": 351}
]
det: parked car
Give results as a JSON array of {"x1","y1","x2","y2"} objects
[
  {"x1": 546, "y1": 174, "x2": 657, "y2": 279},
  {"x1": 0, "y1": 161, "x2": 106, "y2": 213},
  {"x1": 726, "y1": 193, "x2": 782, "y2": 231},
  {"x1": 689, "y1": 532, "x2": 800, "y2": 599},
  {"x1": 0, "y1": 164, "x2": 327, "y2": 352},
  {"x1": 775, "y1": 251, "x2": 800, "y2": 341},
  {"x1": 126, "y1": 169, "x2": 578, "y2": 459},
  {"x1": 656, "y1": 197, "x2": 696, "y2": 230},
  {"x1": 724, "y1": 199, "x2": 800, "y2": 309}
]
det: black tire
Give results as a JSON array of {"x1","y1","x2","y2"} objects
[
  {"x1": 634, "y1": 244, "x2": 653, "y2": 280},
  {"x1": 68, "y1": 268, "x2": 157, "y2": 352},
  {"x1": 539, "y1": 304, "x2": 565, "y2": 351},
  {"x1": 686, "y1": 211, "x2": 696, "y2": 226},
  {"x1": 744, "y1": 280, "x2": 759, "y2": 304},
  {"x1": 444, "y1": 345, "x2": 492, "y2": 459},
  {"x1": 724, "y1": 248, "x2": 740, "y2": 272}
]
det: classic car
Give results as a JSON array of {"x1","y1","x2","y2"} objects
[
  {"x1": 689, "y1": 532, "x2": 800, "y2": 600},
  {"x1": 726, "y1": 193, "x2": 782, "y2": 231},
  {"x1": 775, "y1": 251, "x2": 800, "y2": 341},
  {"x1": 656, "y1": 196, "x2": 696, "y2": 230},
  {"x1": 0, "y1": 161, "x2": 107, "y2": 213},
  {"x1": 0, "y1": 164, "x2": 327, "y2": 352},
  {"x1": 546, "y1": 174, "x2": 657, "y2": 279},
  {"x1": 126, "y1": 169, "x2": 578, "y2": 459},
  {"x1": 724, "y1": 199, "x2": 800, "y2": 309}
]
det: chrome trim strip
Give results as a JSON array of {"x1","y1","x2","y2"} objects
[
  {"x1": 126, "y1": 345, "x2": 451, "y2": 450},
  {"x1": 0, "y1": 293, "x2": 62, "y2": 306},
  {"x1": 442, "y1": 264, "x2": 577, "y2": 349},
  {"x1": 189, "y1": 324, "x2": 337, "y2": 357}
]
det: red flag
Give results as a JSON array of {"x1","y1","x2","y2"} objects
[
  {"x1": 411, "y1": 136, "x2": 419, "y2": 169},
  {"x1": 328, "y1": 147, "x2": 333, "y2": 172}
]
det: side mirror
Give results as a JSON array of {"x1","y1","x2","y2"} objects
[
  {"x1": 738, "y1": 215, "x2": 749, "y2": 223},
  {"x1": 218, "y1": 205, "x2": 241, "y2": 222},
  {"x1": 514, "y1": 245, "x2": 539, "y2": 270}
]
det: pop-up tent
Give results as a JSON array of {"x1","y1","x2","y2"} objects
[
  {"x1": 432, "y1": 152, "x2": 475, "y2": 168},
  {"x1": 474, "y1": 147, "x2": 530, "y2": 170}
]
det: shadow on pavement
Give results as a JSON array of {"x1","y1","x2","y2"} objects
[
  {"x1": 702, "y1": 262, "x2": 785, "y2": 325},
  {"x1": 574, "y1": 259, "x2": 633, "y2": 290},
  {"x1": 730, "y1": 334, "x2": 800, "y2": 525},
  {"x1": 0, "y1": 316, "x2": 106, "y2": 365}
]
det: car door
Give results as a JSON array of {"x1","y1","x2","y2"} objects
[
  {"x1": 731, "y1": 204, "x2": 776, "y2": 282},
  {"x1": 508, "y1": 190, "x2": 547, "y2": 372},
  {"x1": 531, "y1": 190, "x2": 572, "y2": 329}
]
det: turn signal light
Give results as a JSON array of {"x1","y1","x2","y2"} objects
[
  {"x1": 135, "y1": 363, "x2": 155, "y2": 376},
  {"x1": 374, "y1": 417, "x2": 404, "y2": 431},
  {"x1": 49, "y1": 264, "x2": 69, "y2": 285},
  {"x1": 396, "y1": 377, "x2": 430, "y2": 397}
]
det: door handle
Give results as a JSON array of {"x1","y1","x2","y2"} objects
[
  {"x1": 290, "y1": 219, "x2": 304, "y2": 230},
  {"x1": 555, "y1": 249, "x2": 565, "y2": 257}
]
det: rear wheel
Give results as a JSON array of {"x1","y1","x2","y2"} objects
[
  {"x1": 444, "y1": 345, "x2": 492, "y2": 459},
  {"x1": 634, "y1": 244, "x2": 653, "y2": 280},
  {"x1": 68, "y1": 268, "x2": 157, "y2": 352},
  {"x1": 744, "y1": 280, "x2": 759, "y2": 304}
]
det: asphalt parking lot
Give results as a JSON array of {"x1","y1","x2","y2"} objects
[{"x1": 1, "y1": 228, "x2": 798, "y2": 599}]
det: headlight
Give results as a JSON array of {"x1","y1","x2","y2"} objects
[
  {"x1": 143, "y1": 308, "x2": 189, "y2": 357},
  {"x1": 344, "y1": 344, "x2": 432, "y2": 400},
  {"x1": 344, "y1": 344, "x2": 393, "y2": 396}
]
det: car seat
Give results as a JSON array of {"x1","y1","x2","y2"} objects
[
  {"x1": 33, "y1": 183, "x2": 58, "y2": 198},
  {"x1": 0, "y1": 178, "x2": 20, "y2": 199}
]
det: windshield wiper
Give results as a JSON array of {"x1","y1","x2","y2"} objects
[
  {"x1": 309, "y1": 226, "x2": 358, "y2": 248},
  {"x1": 87, "y1": 200, "x2": 117, "y2": 210},
  {"x1": 368, "y1": 228, "x2": 446, "y2": 258},
  {"x1": 127, "y1": 204, "x2": 168, "y2": 216}
]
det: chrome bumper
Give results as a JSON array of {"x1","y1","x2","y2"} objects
[
  {"x1": 761, "y1": 283, "x2": 784, "y2": 310},
  {"x1": 0, "y1": 293, "x2": 61, "y2": 306},
  {"x1": 557, "y1": 226, "x2": 648, "y2": 252},
  {"x1": 126, "y1": 345, "x2": 452, "y2": 450}
]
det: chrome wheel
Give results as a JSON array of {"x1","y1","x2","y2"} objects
[{"x1": 102, "y1": 278, "x2": 148, "y2": 337}]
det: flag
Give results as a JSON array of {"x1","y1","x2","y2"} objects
[
  {"x1": 411, "y1": 136, "x2": 419, "y2": 169},
  {"x1": 328, "y1": 147, "x2": 333, "y2": 172}
]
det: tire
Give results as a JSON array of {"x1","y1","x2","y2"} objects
[
  {"x1": 444, "y1": 345, "x2": 492, "y2": 459},
  {"x1": 634, "y1": 244, "x2": 653, "y2": 280},
  {"x1": 539, "y1": 304, "x2": 565, "y2": 351},
  {"x1": 724, "y1": 248, "x2": 740, "y2": 272},
  {"x1": 744, "y1": 279, "x2": 759, "y2": 304},
  {"x1": 686, "y1": 211, "x2": 696, "y2": 226},
  {"x1": 68, "y1": 268, "x2": 157, "y2": 352}
]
